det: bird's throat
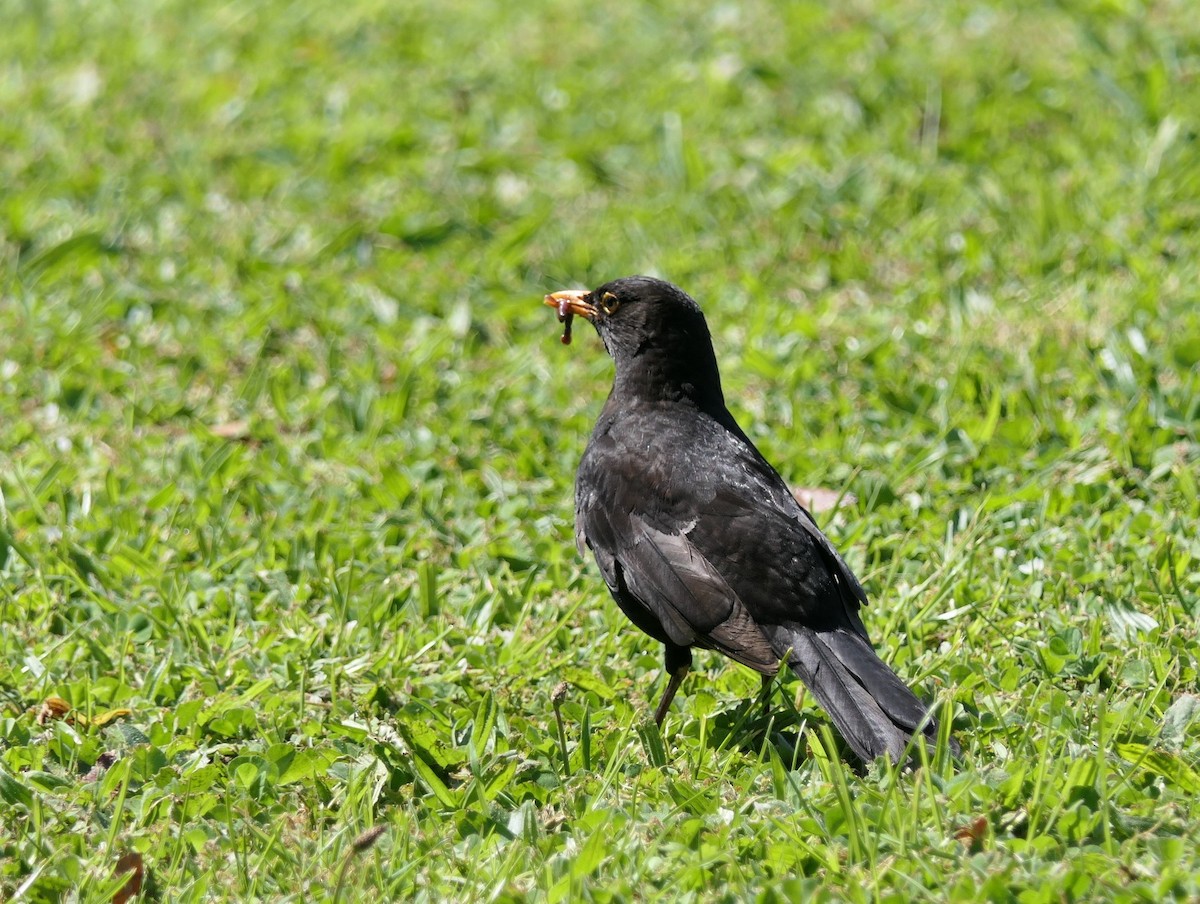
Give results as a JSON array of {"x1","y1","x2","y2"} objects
[{"x1": 612, "y1": 352, "x2": 725, "y2": 411}]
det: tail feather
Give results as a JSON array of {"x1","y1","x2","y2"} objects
[{"x1": 770, "y1": 624, "x2": 950, "y2": 763}]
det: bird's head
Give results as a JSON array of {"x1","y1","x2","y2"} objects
[{"x1": 544, "y1": 276, "x2": 723, "y2": 404}]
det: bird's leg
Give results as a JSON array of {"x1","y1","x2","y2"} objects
[
  {"x1": 654, "y1": 645, "x2": 693, "y2": 726},
  {"x1": 758, "y1": 673, "x2": 773, "y2": 718},
  {"x1": 653, "y1": 666, "x2": 689, "y2": 726},
  {"x1": 780, "y1": 647, "x2": 806, "y2": 714}
]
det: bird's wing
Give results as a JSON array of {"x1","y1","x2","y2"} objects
[
  {"x1": 710, "y1": 412, "x2": 871, "y2": 615},
  {"x1": 576, "y1": 465, "x2": 777, "y2": 672},
  {"x1": 618, "y1": 515, "x2": 779, "y2": 672},
  {"x1": 793, "y1": 503, "x2": 870, "y2": 611},
  {"x1": 687, "y1": 478, "x2": 872, "y2": 639}
]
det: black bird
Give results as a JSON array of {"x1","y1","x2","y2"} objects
[{"x1": 544, "y1": 275, "x2": 953, "y2": 763}]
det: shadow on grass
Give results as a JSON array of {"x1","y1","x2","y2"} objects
[{"x1": 695, "y1": 686, "x2": 864, "y2": 774}]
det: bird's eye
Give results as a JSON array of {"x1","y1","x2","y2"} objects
[{"x1": 600, "y1": 292, "x2": 621, "y2": 315}]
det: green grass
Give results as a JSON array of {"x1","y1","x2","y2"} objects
[{"x1": 2, "y1": 0, "x2": 1200, "y2": 899}]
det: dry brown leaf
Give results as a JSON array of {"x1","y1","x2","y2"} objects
[
  {"x1": 352, "y1": 825, "x2": 386, "y2": 852},
  {"x1": 112, "y1": 851, "x2": 144, "y2": 904},
  {"x1": 37, "y1": 696, "x2": 72, "y2": 725},
  {"x1": 954, "y1": 815, "x2": 988, "y2": 848},
  {"x1": 90, "y1": 708, "x2": 132, "y2": 728},
  {"x1": 792, "y1": 486, "x2": 857, "y2": 514},
  {"x1": 83, "y1": 751, "x2": 119, "y2": 783},
  {"x1": 210, "y1": 420, "x2": 251, "y2": 439}
]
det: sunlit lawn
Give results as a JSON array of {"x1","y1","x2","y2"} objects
[{"x1": 2, "y1": 0, "x2": 1199, "y2": 900}]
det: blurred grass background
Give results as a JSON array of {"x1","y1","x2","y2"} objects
[{"x1": 2, "y1": 0, "x2": 1199, "y2": 900}]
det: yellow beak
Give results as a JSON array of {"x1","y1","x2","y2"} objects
[{"x1": 543, "y1": 289, "x2": 597, "y2": 319}]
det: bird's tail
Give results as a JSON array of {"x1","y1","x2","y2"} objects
[{"x1": 771, "y1": 624, "x2": 953, "y2": 763}]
